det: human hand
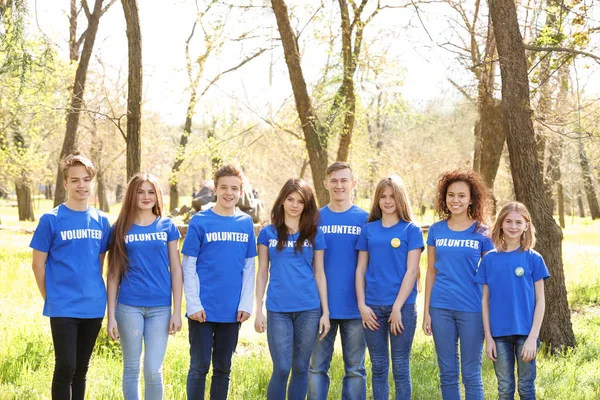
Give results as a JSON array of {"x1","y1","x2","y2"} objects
[
  {"x1": 254, "y1": 312, "x2": 266, "y2": 333},
  {"x1": 107, "y1": 317, "x2": 119, "y2": 341},
  {"x1": 189, "y1": 309, "x2": 206, "y2": 323},
  {"x1": 486, "y1": 337, "x2": 497, "y2": 362},
  {"x1": 359, "y1": 305, "x2": 380, "y2": 331},
  {"x1": 422, "y1": 312, "x2": 432, "y2": 336},
  {"x1": 318, "y1": 314, "x2": 330, "y2": 340},
  {"x1": 169, "y1": 313, "x2": 182, "y2": 335},
  {"x1": 521, "y1": 337, "x2": 537, "y2": 362},
  {"x1": 237, "y1": 311, "x2": 251, "y2": 323},
  {"x1": 388, "y1": 306, "x2": 405, "y2": 336}
]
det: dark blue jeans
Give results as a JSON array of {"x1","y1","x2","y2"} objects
[
  {"x1": 364, "y1": 303, "x2": 417, "y2": 400},
  {"x1": 187, "y1": 319, "x2": 240, "y2": 400},
  {"x1": 266, "y1": 308, "x2": 321, "y2": 400},
  {"x1": 493, "y1": 335, "x2": 538, "y2": 400},
  {"x1": 430, "y1": 307, "x2": 484, "y2": 400},
  {"x1": 308, "y1": 318, "x2": 366, "y2": 400}
]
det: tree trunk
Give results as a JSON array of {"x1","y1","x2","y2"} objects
[
  {"x1": 578, "y1": 138, "x2": 600, "y2": 219},
  {"x1": 44, "y1": 181, "x2": 52, "y2": 199},
  {"x1": 489, "y1": 0, "x2": 575, "y2": 351},
  {"x1": 169, "y1": 97, "x2": 194, "y2": 213},
  {"x1": 577, "y1": 190, "x2": 585, "y2": 218},
  {"x1": 121, "y1": 0, "x2": 142, "y2": 181},
  {"x1": 15, "y1": 179, "x2": 34, "y2": 221},
  {"x1": 270, "y1": 0, "x2": 329, "y2": 206},
  {"x1": 53, "y1": 0, "x2": 105, "y2": 207},
  {"x1": 97, "y1": 169, "x2": 110, "y2": 212},
  {"x1": 557, "y1": 182, "x2": 565, "y2": 228}
]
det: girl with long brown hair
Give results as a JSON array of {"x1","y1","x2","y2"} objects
[
  {"x1": 107, "y1": 172, "x2": 183, "y2": 400},
  {"x1": 355, "y1": 175, "x2": 424, "y2": 399},
  {"x1": 254, "y1": 178, "x2": 330, "y2": 399}
]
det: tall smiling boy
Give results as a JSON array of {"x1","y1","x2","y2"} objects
[
  {"x1": 308, "y1": 162, "x2": 369, "y2": 400},
  {"x1": 30, "y1": 154, "x2": 112, "y2": 400},
  {"x1": 182, "y1": 165, "x2": 257, "y2": 399}
]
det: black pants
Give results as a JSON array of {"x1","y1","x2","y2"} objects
[{"x1": 50, "y1": 317, "x2": 102, "y2": 400}]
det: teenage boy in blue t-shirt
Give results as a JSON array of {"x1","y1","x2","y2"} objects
[
  {"x1": 30, "y1": 154, "x2": 111, "y2": 400},
  {"x1": 182, "y1": 165, "x2": 257, "y2": 400},
  {"x1": 308, "y1": 162, "x2": 369, "y2": 400}
]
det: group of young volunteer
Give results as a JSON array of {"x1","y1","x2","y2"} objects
[{"x1": 30, "y1": 154, "x2": 549, "y2": 400}]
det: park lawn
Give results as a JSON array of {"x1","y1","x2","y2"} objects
[{"x1": 0, "y1": 213, "x2": 599, "y2": 399}]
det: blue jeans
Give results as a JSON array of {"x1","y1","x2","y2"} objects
[
  {"x1": 115, "y1": 304, "x2": 171, "y2": 400},
  {"x1": 364, "y1": 303, "x2": 417, "y2": 400},
  {"x1": 267, "y1": 308, "x2": 321, "y2": 400},
  {"x1": 493, "y1": 335, "x2": 538, "y2": 400},
  {"x1": 308, "y1": 318, "x2": 366, "y2": 400},
  {"x1": 187, "y1": 319, "x2": 240, "y2": 400},
  {"x1": 430, "y1": 307, "x2": 484, "y2": 400}
]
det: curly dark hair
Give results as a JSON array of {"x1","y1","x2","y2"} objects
[{"x1": 434, "y1": 169, "x2": 491, "y2": 226}]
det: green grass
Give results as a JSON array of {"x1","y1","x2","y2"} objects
[{"x1": 1, "y1": 213, "x2": 599, "y2": 399}]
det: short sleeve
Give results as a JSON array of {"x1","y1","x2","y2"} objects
[
  {"x1": 481, "y1": 235, "x2": 494, "y2": 253},
  {"x1": 426, "y1": 222, "x2": 436, "y2": 246},
  {"x1": 314, "y1": 229, "x2": 326, "y2": 250},
  {"x1": 167, "y1": 218, "x2": 182, "y2": 242},
  {"x1": 30, "y1": 214, "x2": 53, "y2": 253},
  {"x1": 257, "y1": 226, "x2": 270, "y2": 247},
  {"x1": 407, "y1": 224, "x2": 425, "y2": 251},
  {"x1": 355, "y1": 223, "x2": 368, "y2": 251},
  {"x1": 246, "y1": 221, "x2": 258, "y2": 258},
  {"x1": 474, "y1": 256, "x2": 488, "y2": 285},
  {"x1": 181, "y1": 217, "x2": 202, "y2": 257},
  {"x1": 99, "y1": 215, "x2": 112, "y2": 253},
  {"x1": 531, "y1": 251, "x2": 550, "y2": 282}
]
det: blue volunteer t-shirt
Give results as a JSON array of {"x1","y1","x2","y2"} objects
[
  {"x1": 258, "y1": 225, "x2": 326, "y2": 312},
  {"x1": 474, "y1": 248, "x2": 550, "y2": 337},
  {"x1": 182, "y1": 209, "x2": 257, "y2": 323},
  {"x1": 427, "y1": 220, "x2": 494, "y2": 312},
  {"x1": 117, "y1": 217, "x2": 180, "y2": 307},
  {"x1": 356, "y1": 219, "x2": 424, "y2": 306},
  {"x1": 29, "y1": 204, "x2": 111, "y2": 318},
  {"x1": 319, "y1": 205, "x2": 368, "y2": 319}
]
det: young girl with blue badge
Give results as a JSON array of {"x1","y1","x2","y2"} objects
[
  {"x1": 422, "y1": 170, "x2": 493, "y2": 400},
  {"x1": 355, "y1": 176, "x2": 424, "y2": 400},
  {"x1": 254, "y1": 178, "x2": 330, "y2": 400},
  {"x1": 475, "y1": 202, "x2": 549, "y2": 400},
  {"x1": 107, "y1": 172, "x2": 183, "y2": 400}
]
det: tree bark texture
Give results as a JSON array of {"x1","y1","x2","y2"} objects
[
  {"x1": 270, "y1": 0, "x2": 329, "y2": 206},
  {"x1": 121, "y1": 0, "x2": 142, "y2": 181},
  {"x1": 489, "y1": 0, "x2": 575, "y2": 351},
  {"x1": 15, "y1": 179, "x2": 34, "y2": 221},
  {"x1": 54, "y1": 0, "x2": 104, "y2": 207},
  {"x1": 578, "y1": 138, "x2": 600, "y2": 219},
  {"x1": 97, "y1": 169, "x2": 110, "y2": 212}
]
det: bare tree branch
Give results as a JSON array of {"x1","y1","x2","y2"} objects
[{"x1": 524, "y1": 44, "x2": 600, "y2": 64}]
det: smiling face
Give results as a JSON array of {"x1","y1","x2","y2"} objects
[
  {"x1": 324, "y1": 168, "x2": 356, "y2": 204},
  {"x1": 136, "y1": 181, "x2": 157, "y2": 212},
  {"x1": 283, "y1": 191, "x2": 305, "y2": 219},
  {"x1": 501, "y1": 210, "x2": 529, "y2": 244},
  {"x1": 446, "y1": 181, "x2": 471, "y2": 217},
  {"x1": 378, "y1": 187, "x2": 397, "y2": 216},
  {"x1": 63, "y1": 165, "x2": 92, "y2": 203},
  {"x1": 214, "y1": 175, "x2": 242, "y2": 211}
]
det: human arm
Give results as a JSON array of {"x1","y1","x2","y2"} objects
[
  {"x1": 106, "y1": 268, "x2": 121, "y2": 341},
  {"x1": 169, "y1": 240, "x2": 183, "y2": 334},
  {"x1": 237, "y1": 257, "x2": 256, "y2": 323},
  {"x1": 356, "y1": 250, "x2": 379, "y2": 331},
  {"x1": 313, "y1": 249, "x2": 330, "y2": 340},
  {"x1": 522, "y1": 279, "x2": 545, "y2": 362},
  {"x1": 182, "y1": 255, "x2": 206, "y2": 322},
  {"x1": 31, "y1": 250, "x2": 47, "y2": 300},
  {"x1": 422, "y1": 245, "x2": 437, "y2": 336},
  {"x1": 482, "y1": 284, "x2": 496, "y2": 361},
  {"x1": 254, "y1": 244, "x2": 269, "y2": 333},
  {"x1": 389, "y1": 248, "x2": 422, "y2": 336}
]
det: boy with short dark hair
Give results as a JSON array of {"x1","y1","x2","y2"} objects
[
  {"x1": 30, "y1": 154, "x2": 112, "y2": 400},
  {"x1": 308, "y1": 161, "x2": 369, "y2": 400},
  {"x1": 182, "y1": 164, "x2": 257, "y2": 399}
]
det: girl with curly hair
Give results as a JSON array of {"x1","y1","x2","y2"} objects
[{"x1": 422, "y1": 170, "x2": 493, "y2": 400}]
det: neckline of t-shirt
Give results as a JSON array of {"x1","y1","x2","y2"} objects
[
  {"x1": 61, "y1": 203, "x2": 90, "y2": 214},
  {"x1": 445, "y1": 219, "x2": 477, "y2": 233},
  {"x1": 379, "y1": 218, "x2": 403, "y2": 229},
  {"x1": 132, "y1": 216, "x2": 159, "y2": 228},
  {"x1": 208, "y1": 208, "x2": 238, "y2": 218},
  {"x1": 324, "y1": 204, "x2": 355, "y2": 214}
]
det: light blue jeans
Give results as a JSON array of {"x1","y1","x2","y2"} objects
[
  {"x1": 308, "y1": 318, "x2": 366, "y2": 400},
  {"x1": 430, "y1": 307, "x2": 484, "y2": 400},
  {"x1": 364, "y1": 303, "x2": 417, "y2": 400},
  {"x1": 267, "y1": 308, "x2": 321, "y2": 400},
  {"x1": 115, "y1": 303, "x2": 171, "y2": 400}
]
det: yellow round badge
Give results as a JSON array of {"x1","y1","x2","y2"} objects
[{"x1": 390, "y1": 238, "x2": 401, "y2": 248}]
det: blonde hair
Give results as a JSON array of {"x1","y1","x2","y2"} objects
[
  {"x1": 491, "y1": 201, "x2": 536, "y2": 251},
  {"x1": 368, "y1": 175, "x2": 414, "y2": 223},
  {"x1": 60, "y1": 154, "x2": 97, "y2": 180}
]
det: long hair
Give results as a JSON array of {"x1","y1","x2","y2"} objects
[
  {"x1": 434, "y1": 169, "x2": 491, "y2": 228},
  {"x1": 270, "y1": 179, "x2": 318, "y2": 253},
  {"x1": 108, "y1": 172, "x2": 164, "y2": 279},
  {"x1": 491, "y1": 201, "x2": 536, "y2": 251},
  {"x1": 368, "y1": 175, "x2": 414, "y2": 223}
]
